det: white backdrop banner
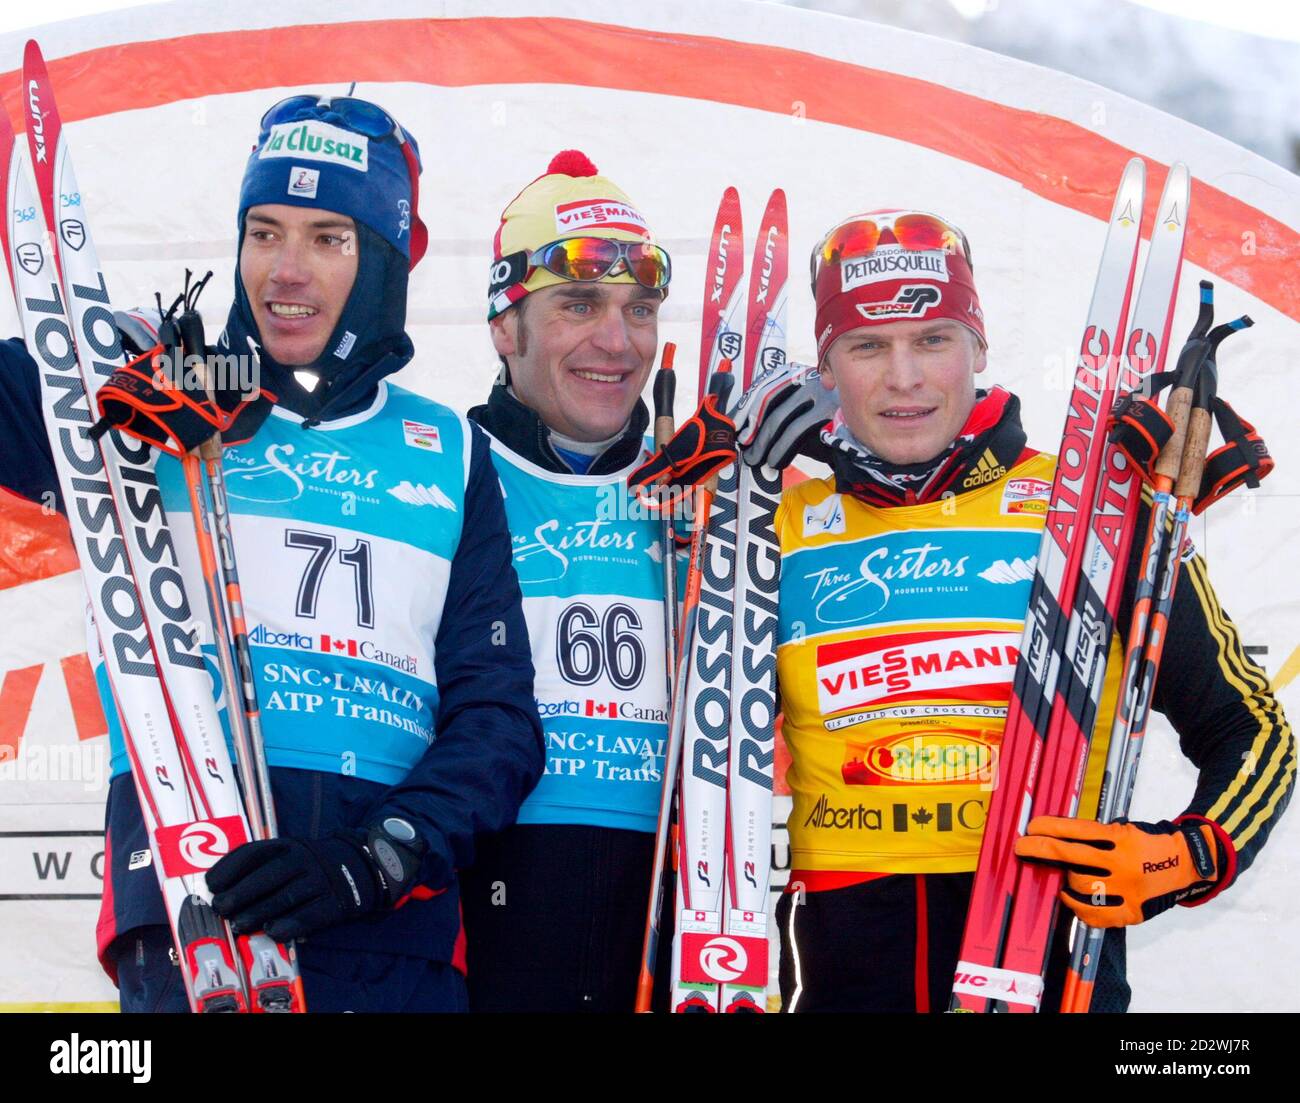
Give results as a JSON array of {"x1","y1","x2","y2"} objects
[{"x1": 0, "y1": 0, "x2": 1295, "y2": 1011}]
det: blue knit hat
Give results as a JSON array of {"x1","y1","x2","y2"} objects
[{"x1": 238, "y1": 95, "x2": 428, "y2": 268}]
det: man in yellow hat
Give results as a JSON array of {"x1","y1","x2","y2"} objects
[{"x1": 461, "y1": 151, "x2": 674, "y2": 1011}]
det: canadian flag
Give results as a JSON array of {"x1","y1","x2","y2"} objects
[
  {"x1": 585, "y1": 699, "x2": 619, "y2": 717},
  {"x1": 321, "y1": 635, "x2": 359, "y2": 656}
]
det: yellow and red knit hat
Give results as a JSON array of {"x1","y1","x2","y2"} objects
[{"x1": 487, "y1": 150, "x2": 664, "y2": 319}]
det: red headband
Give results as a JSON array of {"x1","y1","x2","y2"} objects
[{"x1": 813, "y1": 214, "x2": 986, "y2": 360}]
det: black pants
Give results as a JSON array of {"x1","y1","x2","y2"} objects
[
  {"x1": 775, "y1": 873, "x2": 1130, "y2": 1013},
  {"x1": 111, "y1": 925, "x2": 468, "y2": 1012},
  {"x1": 460, "y1": 823, "x2": 673, "y2": 1012}
]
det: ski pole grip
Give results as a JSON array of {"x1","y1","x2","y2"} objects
[
  {"x1": 177, "y1": 311, "x2": 209, "y2": 386},
  {"x1": 708, "y1": 359, "x2": 735, "y2": 406},
  {"x1": 198, "y1": 432, "x2": 222, "y2": 462},
  {"x1": 701, "y1": 360, "x2": 736, "y2": 494},
  {"x1": 654, "y1": 343, "x2": 677, "y2": 450},
  {"x1": 1175, "y1": 405, "x2": 1213, "y2": 500},
  {"x1": 1154, "y1": 385, "x2": 1194, "y2": 481}
]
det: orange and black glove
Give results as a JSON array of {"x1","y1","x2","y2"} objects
[
  {"x1": 628, "y1": 391, "x2": 736, "y2": 511},
  {"x1": 1014, "y1": 815, "x2": 1233, "y2": 928}
]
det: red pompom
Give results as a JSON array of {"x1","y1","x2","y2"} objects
[{"x1": 547, "y1": 149, "x2": 598, "y2": 178}]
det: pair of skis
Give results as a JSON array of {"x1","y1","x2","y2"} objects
[
  {"x1": 1060, "y1": 281, "x2": 1250, "y2": 1011},
  {"x1": 1, "y1": 42, "x2": 301, "y2": 1011},
  {"x1": 636, "y1": 187, "x2": 787, "y2": 1012},
  {"x1": 950, "y1": 159, "x2": 1190, "y2": 1012}
]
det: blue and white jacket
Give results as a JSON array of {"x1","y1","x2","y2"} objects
[
  {"x1": 470, "y1": 383, "x2": 669, "y2": 834},
  {"x1": 0, "y1": 337, "x2": 544, "y2": 969}
]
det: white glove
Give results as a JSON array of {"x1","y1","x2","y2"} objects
[
  {"x1": 113, "y1": 307, "x2": 164, "y2": 357},
  {"x1": 733, "y1": 360, "x2": 839, "y2": 470}
]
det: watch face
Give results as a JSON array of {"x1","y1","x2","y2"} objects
[
  {"x1": 382, "y1": 817, "x2": 417, "y2": 842},
  {"x1": 372, "y1": 839, "x2": 405, "y2": 882}
]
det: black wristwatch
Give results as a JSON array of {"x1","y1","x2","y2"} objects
[{"x1": 364, "y1": 817, "x2": 428, "y2": 906}]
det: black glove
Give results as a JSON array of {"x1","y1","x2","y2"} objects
[
  {"x1": 92, "y1": 278, "x2": 273, "y2": 455},
  {"x1": 208, "y1": 820, "x2": 427, "y2": 941}
]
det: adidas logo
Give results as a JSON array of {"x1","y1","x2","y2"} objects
[{"x1": 962, "y1": 449, "x2": 1007, "y2": 489}]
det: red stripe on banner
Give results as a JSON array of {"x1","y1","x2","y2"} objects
[
  {"x1": 61, "y1": 653, "x2": 108, "y2": 743},
  {"x1": 0, "y1": 663, "x2": 43, "y2": 761},
  {"x1": 0, "y1": 490, "x2": 78, "y2": 590},
  {"x1": 0, "y1": 17, "x2": 1293, "y2": 320}
]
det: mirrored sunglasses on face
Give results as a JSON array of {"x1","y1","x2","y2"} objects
[{"x1": 529, "y1": 237, "x2": 672, "y2": 290}]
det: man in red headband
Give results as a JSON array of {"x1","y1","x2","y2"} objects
[
  {"x1": 809, "y1": 210, "x2": 990, "y2": 478},
  {"x1": 733, "y1": 209, "x2": 1292, "y2": 1012}
]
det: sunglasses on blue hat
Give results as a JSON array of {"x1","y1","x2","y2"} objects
[
  {"x1": 258, "y1": 94, "x2": 428, "y2": 269},
  {"x1": 260, "y1": 95, "x2": 414, "y2": 145}
]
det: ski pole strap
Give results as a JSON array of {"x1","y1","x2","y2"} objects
[
  {"x1": 1109, "y1": 383, "x2": 1177, "y2": 481},
  {"x1": 1193, "y1": 396, "x2": 1273, "y2": 514},
  {"x1": 91, "y1": 272, "x2": 277, "y2": 455},
  {"x1": 89, "y1": 346, "x2": 275, "y2": 457},
  {"x1": 89, "y1": 345, "x2": 232, "y2": 457},
  {"x1": 628, "y1": 392, "x2": 736, "y2": 510}
]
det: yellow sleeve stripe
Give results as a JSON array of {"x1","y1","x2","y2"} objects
[
  {"x1": 1235, "y1": 742, "x2": 1297, "y2": 851},
  {"x1": 1185, "y1": 555, "x2": 1293, "y2": 842},
  {"x1": 1183, "y1": 555, "x2": 1294, "y2": 846}
]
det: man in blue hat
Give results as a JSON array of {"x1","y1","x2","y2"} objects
[{"x1": 0, "y1": 95, "x2": 543, "y2": 1012}]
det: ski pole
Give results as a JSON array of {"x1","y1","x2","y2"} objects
[
  {"x1": 173, "y1": 274, "x2": 305, "y2": 1012},
  {"x1": 654, "y1": 342, "x2": 680, "y2": 700},
  {"x1": 634, "y1": 342, "x2": 680, "y2": 1012},
  {"x1": 636, "y1": 361, "x2": 734, "y2": 1012},
  {"x1": 1061, "y1": 287, "x2": 1250, "y2": 1012}
]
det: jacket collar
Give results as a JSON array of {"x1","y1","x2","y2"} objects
[
  {"x1": 826, "y1": 387, "x2": 1028, "y2": 508},
  {"x1": 468, "y1": 382, "x2": 649, "y2": 476}
]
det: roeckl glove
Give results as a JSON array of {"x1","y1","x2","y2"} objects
[
  {"x1": 208, "y1": 818, "x2": 428, "y2": 941},
  {"x1": 1014, "y1": 815, "x2": 1229, "y2": 928},
  {"x1": 732, "y1": 359, "x2": 839, "y2": 470}
]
